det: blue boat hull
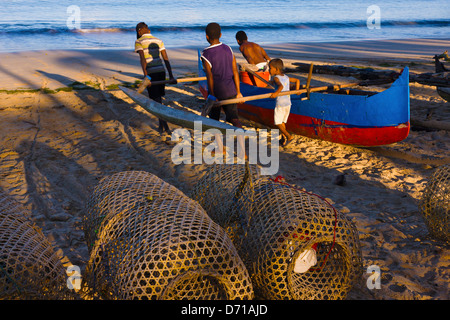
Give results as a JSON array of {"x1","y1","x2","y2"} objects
[{"x1": 198, "y1": 53, "x2": 410, "y2": 147}]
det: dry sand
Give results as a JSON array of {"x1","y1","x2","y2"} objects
[{"x1": 0, "y1": 38, "x2": 449, "y2": 300}]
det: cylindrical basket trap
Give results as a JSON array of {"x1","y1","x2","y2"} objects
[
  {"x1": 189, "y1": 163, "x2": 260, "y2": 242},
  {"x1": 240, "y1": 179, "x2": 362, "y2": 300},
  {"x1": 82, "y1": 171, "x2": 253, "y2": 300},
  {"x1": 0, "y1": 191, "x2": 76, "y2": 300},
  {"x1": 239, "y1": 179, "x2": 362, "y2": 300},
  {"x1": 419, "y1": 163, "x2": 450, "y2": 242},
  {"x1": 188, "y1": 164, "x2": 362, "y2": 300},
  {"x1": 82, "y1": 170, "x2": 187, "y2": 251}
]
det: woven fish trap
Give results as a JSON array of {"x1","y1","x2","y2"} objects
[
  {"x1": 419, "y1": 163, "x2": 450, "y2": 242},
  {"x1": 82, "y1": 171, "x2": 253, "y2": 300},
  {"x1": 82, "y1": 170, "x2": 187, "y2": 251},
  {"x1": 0, "y1": 192, "x2": 76, "y2": 299},
  {"x1": 239, "y1": 179, "x2": 362, "y2": 300},
  {"x1": 188, "y1": 163, "x2": 260, "y2": 242}
]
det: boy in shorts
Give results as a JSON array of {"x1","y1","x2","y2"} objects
[
  {"x1": 201, "y1": 22, "x2": 243, "y2": 129},
  {"x1": 269, "y1": 58, "x2": 300, "y2": 148}
]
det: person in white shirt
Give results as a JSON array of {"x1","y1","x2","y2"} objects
[
  {"x1": 269, "y1": 58, "x2": 300, "y2": 147},
  {"x1": 135, "y1": 22, "x2": 175, "y2": 135}
]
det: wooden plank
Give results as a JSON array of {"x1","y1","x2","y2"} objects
[{"x1": 119, "y1": 86, "x2": 243, "y2": 134}]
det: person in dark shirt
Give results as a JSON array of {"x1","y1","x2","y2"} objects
[{"x1": 201, "y1": 22, "x2": 243, "y2": 128}]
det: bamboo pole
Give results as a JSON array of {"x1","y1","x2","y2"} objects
[
  {"x1": 240, "y1": 64, "x2": 275, "y2": 89},
  {"x1": 148, "y1": 76, "x2": 207, "y2": 86},
  {"x1": 215, "y1": 82, "x2": 361, "y2": 106},
  {"x1": 306, "y1": 63, "x2": 314, "y2": 99}
]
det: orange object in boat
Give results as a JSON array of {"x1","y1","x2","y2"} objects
[{"x1": 239, "y1": 71, "x2": 271, "y2": 88}]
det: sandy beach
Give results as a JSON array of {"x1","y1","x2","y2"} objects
[{"x1": 0, "y1": 38, "x2": 449, "y2": 300}]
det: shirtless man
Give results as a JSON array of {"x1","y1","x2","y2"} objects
[{"x1": 235, "y1": 30, "x2": 270, "y2": 72}]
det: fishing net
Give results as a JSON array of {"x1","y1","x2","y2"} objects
[
  {"x1": 0, "y1": 191, "x2": 76, "y2": 300},
  {"x1": 82, "y1": 171, "x2": 253, "y2": 300},
  {"x1": 188, "y1": 163, "x2": 260, "y2": 242},
  {"x1": 239, "y1": 178, "x2": 362, "y2": 300},
  {"x1": 419, "y1": 163, "x2": 450, "y2": 242},
  {"x1": 188, "y1": 164, "x2": 362, "y2": 300}
]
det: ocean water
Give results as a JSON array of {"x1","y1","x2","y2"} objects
[{"x1": 0, "y1": 0, "x2": 449, "y2": 52}]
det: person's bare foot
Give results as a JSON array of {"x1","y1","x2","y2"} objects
[{"x1": 283, "y1": 138, "x2": 294, "y2": 148}]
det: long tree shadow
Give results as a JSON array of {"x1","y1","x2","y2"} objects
[
  {"x1": 16, "y1": 140, "x2": 92, "y2": 217},
  {"x1": 35, "y1": 70, "x2": 175, "y2": 169},
  {"x1": 56, "y1": 49, "x2": 140, "y2": 71},
  {"x1": 1, "y1": 65, "x2": 197, "y2": 265},
  {"x1": 36, "y1": 70, "x2": 210, "y2": 194},
  {"x1": 16, "y1": 140, "x2": 94, "y2": 268},
  {"x1": 102, "y1": 67, "x2": 143, "y2": 80}
]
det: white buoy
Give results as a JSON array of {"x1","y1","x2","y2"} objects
[{"x1": 294, "y1": 245, "x2": 318, "y2": 273}]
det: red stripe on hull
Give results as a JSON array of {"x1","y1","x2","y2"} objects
[
  {"x1": 238, "y1": 103, "x2": 410, "y2": 147},
  {"x1": 199, "y1": 86, "x2": 409, "y2": 146}
]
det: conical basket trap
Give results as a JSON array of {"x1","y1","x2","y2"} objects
[{"x1": 82, "y1": 171, "x2": 253, "y2": 300}]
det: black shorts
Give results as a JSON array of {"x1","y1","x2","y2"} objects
[
  {"x1": 146, "y1": 70, "x2": 166, "y2": 101},
  {"x1": 209, "y1": 95, "x2": 239, "y2": 124}
]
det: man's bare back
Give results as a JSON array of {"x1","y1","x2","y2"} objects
[
  {"x1": 239, "y1": 41, "x2": 270, "y2": 65},
  {"x1": 235, "y1": 31, "x2": 270, "y2": 67}
]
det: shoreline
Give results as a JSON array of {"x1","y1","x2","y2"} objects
[
  {"x1": 0, "y1": 36, "x2": 449, "y2": 300},
  {"x1": 264, "y1": 37, "x2": 450, "y2": 63},
  {"x1": 1, "y1": 36, "x2": 449, "y2": 52},
  {"x1": 0, "y1": 37, "x2": 449, "y2": 91}
]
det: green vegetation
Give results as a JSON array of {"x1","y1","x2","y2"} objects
[
  {"x1": 105, "y1": 83, "x2": 120, "y2": 90},
  {"x1": 83, "y1": 81, "x2": 101, "y2": 90},
  {"x1": 0, "y1": 88, "x2": 41, "y2": 94},
  {"x1": 378, "y1": 62, "x2": 396, "y2": 68},
  {"x1": 349, "y1": 65, "x2": 369, "y2": 69}
]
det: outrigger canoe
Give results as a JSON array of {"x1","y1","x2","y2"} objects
[
  {"x1": 198, "y1": 53, "x2": 410, "y2": 147},
  {"x1": 119, "y1": 85, "x2": 242, "y2": 134}
]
